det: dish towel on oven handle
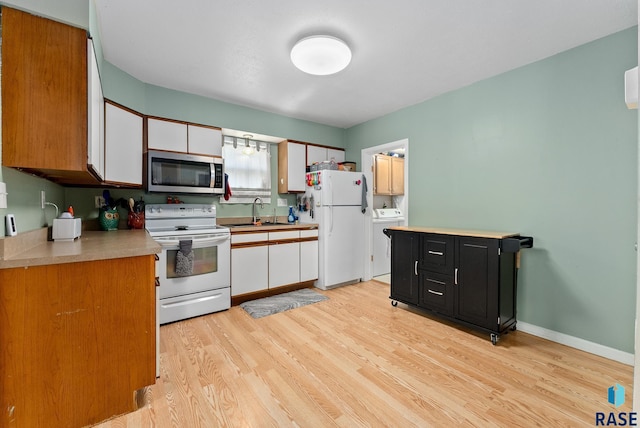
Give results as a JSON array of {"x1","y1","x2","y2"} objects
[{"x1": 175, "y1": 239, "x2": 194, "y2": 276}]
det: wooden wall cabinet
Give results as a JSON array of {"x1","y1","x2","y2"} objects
[
  {"x1": 0, "y1": 255, "x2": 156, "y2": 427},
  {"x1": 278, "y1": 140, "x2": 306, "y2": 193},
  {"x1": 1, "y1": 7, "x2": 102, "y2": 185},
  {"x1": 373, "y1": 154, "x2": 404, "y2": 195},
  {"x1": 388, "y1": 229, "x2": 532, "y2": 344}
]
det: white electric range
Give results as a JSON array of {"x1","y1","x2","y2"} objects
[{"x1": 145, "y1": 204, "x2": 231, "y2": 325}]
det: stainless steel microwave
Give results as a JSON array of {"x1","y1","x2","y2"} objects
[{"x1": 147, "y1": 150, "x2": 224, "y2": 194}]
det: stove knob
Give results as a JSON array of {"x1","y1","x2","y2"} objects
[
  {"x1": 157, "y1": 207, "x2": 163, "y2": 213},
  {"x1": 149, "y1": 207, "x2": 156, "y2": 213}
]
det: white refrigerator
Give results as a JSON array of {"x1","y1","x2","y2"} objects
[{"x1": 300, "y1": 170, "x2": 366, "y2": 290}]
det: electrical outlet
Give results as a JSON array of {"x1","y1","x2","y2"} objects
[
  {"x1": 41, "y1": 190, "x2": 46, "y2": 209},
  {"x1": 277, "y1": 198, "x2": 288, "y2": 207},
  {"x1": 95, "y1": 196, "x2": 105, "y2": 208}
]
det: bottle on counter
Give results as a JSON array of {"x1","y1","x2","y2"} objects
[{"x1": 288, "y1": 206, "x2": 295, "y2": 223}]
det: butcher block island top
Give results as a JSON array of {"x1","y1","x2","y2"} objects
[
  {"x1": 0, "y1": 228, "x2": 161, "y2": 269},
  {"x1": 386, "y1": 226, "x2": 519, "y2": 239},
  {"x1": 0, "y1": 228, "x2": 160, "y2": 427}
]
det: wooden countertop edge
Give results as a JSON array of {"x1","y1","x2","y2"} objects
[
  {"x1": 0, "y1": 229, "x2": 161, "y2": 270},
  {"x1": 386, "y1": 226, "x2": 519, "y2": 239},
  {"x1": 226, "y1": 223, "x2": 319, "y2": 233}
]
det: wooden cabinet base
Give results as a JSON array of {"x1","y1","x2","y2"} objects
[
  {"x1": 0, "y1": 256, "x2": 156, "y2": 427},
  {"x1": 231, "y1": 281, "x2": 315, "y2": 306}
]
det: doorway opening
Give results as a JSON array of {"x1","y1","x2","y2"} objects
[{"x1": 360, "y1": 138, "x2": 409, "y2": 283}]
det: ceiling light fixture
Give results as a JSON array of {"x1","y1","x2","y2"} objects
[{"x1": 290, "y1": 35, "x2": 352, "y2": 76}]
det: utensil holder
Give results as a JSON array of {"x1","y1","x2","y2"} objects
[{"x1": 127, "y1": 211, "x2": 145, "y2": 229}]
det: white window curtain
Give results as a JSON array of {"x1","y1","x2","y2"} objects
[{"x1": 221, "y1": 136, "x2": 271, "y2": 203}]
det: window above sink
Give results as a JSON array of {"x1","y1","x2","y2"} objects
[{"x1": 221, "y1": 135, "x2": 273, "y2": 204}]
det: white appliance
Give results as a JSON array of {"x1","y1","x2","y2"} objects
[
  {"x1": 372, "y1": 208, "x2": 404, "y2": 277},
  {"x1": 52, "y1": 216, "x2": 82, "y2": 242},
  {"x1": 147, "y1": 150, "x2": 225, "y2": 194},
  {"x1": 145, "y1": 204, "x2": 231, "y2": 325},
  {"x1": 625, "y1": 66, "x2": 638, "y2": 109},
  {"x1": 299, "y1": 170, "x2": 366, "y2": 290}
]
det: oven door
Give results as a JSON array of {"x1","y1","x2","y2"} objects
[{"x1": 156, "y1": 233, "x2": 230, "y2": 299}]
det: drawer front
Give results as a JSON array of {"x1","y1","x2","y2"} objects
[
  {"x1": 269, "y1": 230, "x2": 300, "y2": 241},
  {"x1": 300, "y1": 229, "x2": 319, "y2": 239},
  {"x1": 420, "y1": 234, "x2": 454, "y2": 274},
  {"x1": 419, "y1": 271, "x2": 454, "y2": 316},
  {"x1": 231, "y1": 232, "x2": 268, "y2": 244}
]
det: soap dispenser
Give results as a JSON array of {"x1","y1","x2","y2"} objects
[{"x1": 288, "y1": 206, "x2": 295, "y2": 223}]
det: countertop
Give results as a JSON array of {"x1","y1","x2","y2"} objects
[
  {"x1": 0, "y1": 229, "x2": 161, "y2": 269},
  {"x1": 225, "y1": 222, "x2": 319, "y2": 233},
  {"x1": 385, "y1": 226, "x2": 519, "y2": 239}
]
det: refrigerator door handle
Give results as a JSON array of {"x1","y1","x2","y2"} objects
[{"x1": 329, "y1": 204, "x2": 334, "y2": 234}]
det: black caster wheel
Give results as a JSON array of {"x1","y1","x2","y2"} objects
[
  {"x1": 391, "y1": 300, "x2": 398, "y2": 307},
  {"x1": 490, "y1": 333, "x2": 498, "y2": 346},
  {"x1": 510, "y1": 325, "x2": 517, "y2": 331}
]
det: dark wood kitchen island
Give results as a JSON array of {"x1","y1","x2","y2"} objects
[{"x1": 0, "y1": 228, "x2": 161, "y2": 427}]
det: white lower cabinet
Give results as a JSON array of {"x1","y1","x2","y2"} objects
[
  {"x1": 231, "y1": 228, "x2": 318, "y2": 298},
  {"x1": 269, "y1": 231, "x2": 300, "y2": 288},
  {"x1": 231, "y1": 233, "x2": 268, "y2": 296},
  {"x1": 300, "y1": 229, "x2": 319, "y2": 282}
]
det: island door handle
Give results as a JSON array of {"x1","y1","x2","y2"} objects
[
  {"x1": 428, "y1": 250, "x2": 443, "y2": 256},
  {"x1": 428, "y1": 289, "x2": 444, "y2": 296},
  {"x1": 454, "y1": 268, "x2": 458, "y2": 285},
  {"x1": 414, "y1": 261, "x2": 418, "y2": 276}
]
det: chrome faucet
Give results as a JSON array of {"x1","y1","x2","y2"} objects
[{"x1": 252, "y1": 197, "x2": 264, "y2": 223}]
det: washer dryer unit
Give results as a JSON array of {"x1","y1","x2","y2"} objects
[{"x1": 372, "y1": 208, "x2": 405, "y2": 277}]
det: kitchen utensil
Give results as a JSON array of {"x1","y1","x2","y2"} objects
[
  {"x1": 129, "y1": 198, "x2": 135, "y2": 212},
  {"x1": 102, "y1": 190, "x2": 111, "y2": 208}
]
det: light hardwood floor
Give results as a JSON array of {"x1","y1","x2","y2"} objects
[{"x1": 94, "y1": 281, "x2": 633, "y2": 427}]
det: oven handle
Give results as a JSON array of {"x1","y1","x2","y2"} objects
[{"x1": 156, "y1": 234, "x2": 230, "y2": 247}]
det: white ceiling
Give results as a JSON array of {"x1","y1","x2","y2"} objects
[{"x1": 95, "y1": 0, "x2": 637, "y2": 129}]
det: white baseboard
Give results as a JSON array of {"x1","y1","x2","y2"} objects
[{"x1": 517, "y1": 322, "x2": 634, "y2": 366}]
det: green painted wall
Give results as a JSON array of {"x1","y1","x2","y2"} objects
[{"x1": 346, "y1": 27, "x2": 638, "y2": 353}]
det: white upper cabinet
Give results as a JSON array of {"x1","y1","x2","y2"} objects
[
  {"x1": 327, "y1": 148, "x2": 345, "y2": 164},
  {"x1": 278, "y1": 141, "x2": 306, "y2": 193},
  {"x1": 87, "y1": 39, "x2": 104, "y2": 180},
  {"x1": 188, "y1": 124, "x2": 222, "y2": 157},
  {"x1": 105, "y1": 102, "x2": 143, "y2": 185},
  {"x1": 306, "y1": 145, "x2": 327, "y2": 166},
  {"x1": 306, "y1": 144, "x2": 345, "y2": 166},
  {"x1": 147, "y1": 118, "x2": 188, "y2": 152}
]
